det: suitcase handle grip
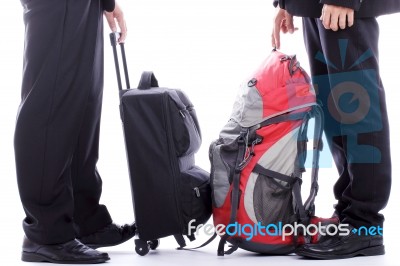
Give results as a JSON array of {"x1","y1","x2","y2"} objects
[
  {"x1": 110, "y1": 32, "x2": 130, "y2": 91},
  {"x1": 138, "y1": 71, "x2": 159, "y2": 90}
]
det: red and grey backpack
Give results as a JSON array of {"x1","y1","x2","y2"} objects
[{"x1": 209, "y1": 50, "x2": 324, "y2": 255}]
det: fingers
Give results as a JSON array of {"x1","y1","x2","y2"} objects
[
  {"x1": 116, "y1": 13, "x2": 127, "y2": 42},
  {"x1": 329, "y1": 12, "x2": 339, "y2": 31},
  {"x1": 280, "y1": 19, "x2": 288, "y2": 34},
  {"x1": 285, "y1": 13, "x2": 295, "y2": 33},
  {"x1": 271, "y1": 8, "x2": 297, "y2": 50},
  {"x1": 338, "y1": 12, "x2": 347, "y2": 30},
  {"x1": 104, "y1": 3, "x2": 127, "y2": 43},
  {"x1": 114, "y1": 3, "x2": 127, "y2": 43},
  {"x1": 321, "y1": 5, "x2": 334, "y2": 30},
  {"x1": 347, "y1": 11, "x2": 354, "y2": 27},
  {"x1": 321, "y1": 5, "x2": 355, "y2": 31},
  {"x1": 272, "y1": 8, "x2": 284, "y2": 49},
  {"x1": 272, "y1": 21, "x2": 281, "y2": 49}
]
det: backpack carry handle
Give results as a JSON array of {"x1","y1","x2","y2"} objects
[{"x1": 110, "y1": 32, "x2": 131, "y2": 91}]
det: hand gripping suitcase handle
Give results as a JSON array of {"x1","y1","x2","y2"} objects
[{"x1": 110, "y1": 32, "x2": 131, "y2": 91}]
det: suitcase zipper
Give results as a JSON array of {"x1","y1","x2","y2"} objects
[
  {"x1": 194, "y1": 187, "x2": 201, "y2": 198},
  {"x1": 163, "y1": 93, "x2": 185, "y2": 232},
  {"x1": 193, "y1": 180, "x2": 209, "y2": 198}
]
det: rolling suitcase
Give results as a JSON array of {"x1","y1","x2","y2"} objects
[{"x1": 109, "y1": 33, "x2": 212, "y2": 256}]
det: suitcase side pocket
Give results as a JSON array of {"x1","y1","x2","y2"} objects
[{"x1": 179, "y1": 166, "x2": 212, "y2": 236}]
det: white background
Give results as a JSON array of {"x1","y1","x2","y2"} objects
[{"x1": 0, "y1": 0, "x2": 399, "y2": 265}]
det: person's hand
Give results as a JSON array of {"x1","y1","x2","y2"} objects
[
  {"x1": 272, "y1": 7, "x2": 297, "y2": 49},
  {"x1": 104, "y1": 2, "x2": 127, "y2": 43},
  {"x1": 320, "y1": 4, "x2": 354, "y2": 31}
]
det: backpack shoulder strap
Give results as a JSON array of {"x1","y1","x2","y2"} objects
[
  {"x1": 289, "y1": 104, "x2": 324, "y2": 222},
  {"x1": 217, "y1": 131, "x2": 248, "y2": 256},
  {"x1": 177, "y1": 232, "x2": 218, "y2": 251},
  {"x1": 303, "y1": 104, "x2": 324, "y2": 214}
]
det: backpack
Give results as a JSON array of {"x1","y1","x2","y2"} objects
[{"x1": 209, "y1": 50, "x2": 324, "y2": 255}]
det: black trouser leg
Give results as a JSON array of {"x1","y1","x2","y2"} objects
[
  {"x1": 71, "y1": 86, "x2": 112, "y2": 238},
  {"x1": 15, "y1": 0, "x2": 110, "y2": 244},
  {"x1": 302, "y1": 17, "x2": 391, "y2": 227}
]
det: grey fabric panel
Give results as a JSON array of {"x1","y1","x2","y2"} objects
[
  {"x1": 178, "y1": 155, "x2": 195, "y2": 172},
  {"x1": 257, "y1": 127, "x2": 300, "y2": 176},
  {"x1": 167, "y1": 89, "x2": 186, "y2": 109},
  {"x1": 210, "y1": 144, "x2": 231, "y2": 208},
  {"x1": 229, "y1": 80, "x2": 316, "y2": 128},
  {"x1": 219, "y1": 120, "x2": 242, "y2": 140},
  {"x1": 211, "y1": 120, "x2": 244, "y2": 208},
  {"x1": 230, "y1": 82, "x2": 264, "y2": 128},
  {"x1": 244, "y1": 128, "x2": 300, "y2": 224},
  {"x1": 168, "y1": 89, "x2": 202, "y2": 156},
  {"x1": 243, "y1": 172, "x2": 258, "y2": 223},
  {"x1": 181, "y1": 109, "x2": 202, "y2": 156}
]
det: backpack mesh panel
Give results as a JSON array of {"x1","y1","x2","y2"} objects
[{"x1": 253, "y1": 175, "x2": 294, "y2": 225}]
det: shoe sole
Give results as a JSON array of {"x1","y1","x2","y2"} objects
[
  {"x1": 84, "y1": 238, "x2": 132, "y2": 249},
  {"x1": 22, "y1": 252, "x2": 110, "y2": 264},
  {"x1": 296, "y1": 245, "x2": 385, "y2": 260}
]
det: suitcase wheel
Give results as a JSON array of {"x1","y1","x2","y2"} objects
[
  {"x1": 135, "y1": 239, "x2": 149, "y2": 256},
  {"x1": 148, "y1": 239, "x2": 160, "y2": 250}
]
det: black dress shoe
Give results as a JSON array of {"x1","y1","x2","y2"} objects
[
  {"x1": 78, "y1": 223, "x2": 136, "y2": 249},
  {"x1": 296, "y1": 225, "x2": 385, "y2": 259},
  {"x1": 22, "y1": 236, "x2": 110, "y2": 264}
]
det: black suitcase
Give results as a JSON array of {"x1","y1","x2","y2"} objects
[{"x1": 110, "y1": 33, "x2": 212, "y2": 256}]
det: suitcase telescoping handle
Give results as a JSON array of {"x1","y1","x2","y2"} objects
[
  {"x1": 110, "y1": 32, "x2": 131, "y2": 91},
  {"x1": 109, "y1": 32, "x2": 159, "y2": 91}
]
